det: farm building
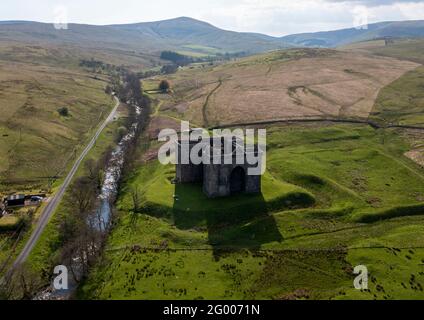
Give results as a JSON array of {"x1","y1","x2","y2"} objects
[
  {"x1": 4, "y1": 194, "x2": 25, "y2": 207},
  {"x1": 175, "y1": 135, "x2": 263, "y2": 198},
  {"x1": 2, "y1": 193, "x2": 45, "y2": 208}
]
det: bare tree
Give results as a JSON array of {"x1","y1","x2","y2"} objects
[
  {"x1": 131, "y1": 186, "x2": 144, "y2": 213},
  {"x1": 68, "y1": 176, "x2": 97, "y2": 215},
  {"x1": 1, "y1": 264, "x2": 43, "y2": 300}
]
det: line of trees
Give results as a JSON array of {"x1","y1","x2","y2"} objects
[{"x1": 79, "y1": 59, "x2": 128, "y2": 75}]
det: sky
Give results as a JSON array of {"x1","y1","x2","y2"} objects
[{"x1": 0, "y1": 0, "x2": 423, "y2": 36}]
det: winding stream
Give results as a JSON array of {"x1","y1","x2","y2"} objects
[
  {"x1": 95, "y1": 105, "x2": 142, "y2": 230},
  {"x1": 35, "y1": 104, "x2": 142, "y2": 300}
]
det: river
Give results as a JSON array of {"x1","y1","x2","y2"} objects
[{"x1": 35, "y1": 104, "x2": 142, "y2": 300}]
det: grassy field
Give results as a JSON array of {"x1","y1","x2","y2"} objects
[
  {"x1": 370, "y1": 66, "x2": 424, "y2": 126},
  {"x1": 79, "y1": 122, "x2": 424, "y2": 300},
  {"x1": 367, "y1": 39, "x2": 424, "y2": 65},
  {"x1": 0, "y1": 41, "x2": 162, "y2": 72},
  {"x1": 142, "y1": 48, "x2": 418, "y2": 128},
  {"x1": 0, "y1": 44, "x2": 117, "y2": 197},
  {"x1": 0, "y1": 215, "x2": 20, "y2": 231},
  {"x1": 342, "y1": 39, "x2": 424, "y2": 128},
  {"x1": 181, "y1": 44, "x2": 224, "y2": 55}
]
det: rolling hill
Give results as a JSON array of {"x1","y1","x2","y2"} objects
[
  {"x1": 281, "y1": 20, "x2": 424, "y2": 48},
  {"x1": 110, "y1": 17, "x2": 287, "y2": 54},
  {"x1": 1, "y1": 17, "x2": 424, "y2": 59},
  {"x1": 144, "y1": 48, "x2": 418, "y2": 128},
  {"x1": 0, "y1": 17, "x2": 288, "y2": 56}
]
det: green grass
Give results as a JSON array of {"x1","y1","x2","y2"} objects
[
  {"x1": 80, "y1": 123, "x2": 424, "y2": 300},
  {"x1": 0, "y1": 56, "x2": 116, "y2": 196},
  {"x1": 118, "y1": 161, "x2": 315, "y2": 228},
  {"x1": 176, "y1": 51, "x2": 210, "y2": 58},
  {"x1": 368, "y1": 39, "x2": 424, "y2": 65},
  {"x1": 0, "y1": 215, "x2": 20, "y2": 232},
  {"x1": 266, "y1": 124, "x2": 424, "y2": 214},
  {"x1": 370, "y1": 66, "x2": 424, "y2": 126},
  {"x1": 181, "y1": 44, "x2": 224, "y2": 55}
]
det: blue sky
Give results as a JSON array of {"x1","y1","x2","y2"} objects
[{"x1": 0, "y1": 0, "x2": 423, "y2": 36}]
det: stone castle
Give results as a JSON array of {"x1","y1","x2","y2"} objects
[{"x1": 175, "y1": 135, "x2": 262, "y2": 198}]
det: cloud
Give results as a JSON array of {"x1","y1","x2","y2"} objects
[
  {"x1": 0, "y1": 0, "x2": 422, "y2": 36},
  {"x1": 325, "y1": 0, "x2": 423, "y2": 7},
  {"x1": 199, "y1": 0, "x2": 424, "y2": 36}
]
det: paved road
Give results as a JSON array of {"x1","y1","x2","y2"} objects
[{"x1": 7, "y1": 96, "x2": 120, "y2": 275}]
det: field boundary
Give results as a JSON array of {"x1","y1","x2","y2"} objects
[{"x1": 209, "y1": 116, "x2": 424, "y2": 131}]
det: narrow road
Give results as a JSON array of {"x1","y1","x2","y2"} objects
[{"x1": 7, "y1": 96, "x2": 120, "y2": 276}]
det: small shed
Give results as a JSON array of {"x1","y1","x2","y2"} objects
[{"x1": 5, "y1": 194, "x2": 26, "y2": 207}]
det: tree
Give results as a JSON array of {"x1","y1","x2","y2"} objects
[
  {"x1": 116, "y1": 126, "x2": 128, "y2": 142},
  {"x1": 57, "y1": 106, "x2": 69, "y2": 117},
  {"x1": 130, "y1": 186, "x2": 146, "y2": 213},
  {"x1": 1, "y1": 264, "x2": 43, "y2": 300},
  {"x1": 159, "y1": 80, "x2": 171, "y2": 93},
  {"x1": 161, "y1": 64, "x2": 179, "y2": 75},
  {"x1": 69, "y1": 176, "x2": 97, "y2": 215},
  {"x1": 105, "y1": 85, "x2": 113, "y2": 95},
  {"x1": 160, "y1": 51, "x2": 193, "y2": 66}
]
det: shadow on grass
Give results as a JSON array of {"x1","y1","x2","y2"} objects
[{"x1": 172, "y1": 183, "x2": 283, "y2": 259}]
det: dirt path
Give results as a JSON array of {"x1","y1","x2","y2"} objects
[{"x1": 202, "y1": 79, "x2": 223, "y2": 127}]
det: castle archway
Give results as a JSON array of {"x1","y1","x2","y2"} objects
[{"x1": 230, "y1": 166, "x2": 246, "y2": 194}]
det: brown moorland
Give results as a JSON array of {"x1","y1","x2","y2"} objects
[{"x1": 154, "y1": 48, "x2": 419, "y2": 127}]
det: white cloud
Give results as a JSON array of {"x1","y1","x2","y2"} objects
[
  {"x1": 200, "y1": 0, "x2": 424, "y2": 36},
  {"x1": 397, "y1": 2, "x2": 424, "y2": 20},
  {"x1": 0, "y1": 0, "x2": 422, "y2": 36}
]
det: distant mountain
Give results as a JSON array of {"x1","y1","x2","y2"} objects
[
  {"x1": 109, "y1": 17, "x2": 286, "y2": 53},
  {"x1": 0, "y1": 17, "x2": 288, "y2": 55},
  {"x1": 0, "y1": 20, "x2": 169, "y2": 52},
  {"x1": 281, "y1": 20, "x2": 424, "y2": 48},
  {"x1": 0, "y1": 17, "x2": 423, "y2": 57}
]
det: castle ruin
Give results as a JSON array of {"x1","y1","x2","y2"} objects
[{"x1": 175, "y1": 135, "x2": 262, "y2": 198}]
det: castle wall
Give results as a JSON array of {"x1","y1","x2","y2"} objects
[
  {"x1": 176, "y1": 163, "x2": 203, "y2": 183},
  {"x1": 203, "y1": 162, "x2": 261, "y2": 198},
  {"x1": 175, "y1": 137, "x2": 262, "y2": 198}
]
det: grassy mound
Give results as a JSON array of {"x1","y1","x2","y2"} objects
[
  {"x1": 354, "y1": 203, "x2": 424, "y2": 223},
  {"x1": 119, "y1": 162, "x2": 316, "y2": 230}
]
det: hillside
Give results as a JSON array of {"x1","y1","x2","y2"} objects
[
  {"x1": 145, "y1": 48, "x2": 418, "y2": 127},
  {"x1": 281, "y1": 20, "x2": 424, "y2": 48},
  {"x1": 1, "y1": 18, "x2": 423, "y2": 60},
  {"x1": 0, "y1": 18, "x2": 288, "y2": 57},
  {"x1": 0, "y1": 21, "x2": 167, "y2": 52},
  {"x1": 110, "y1": 17, "x2": 287, "y2": 54},
  {"x1": 341, "y1": 39, "x2": 424, "y2": 127},
  {"x1": 0, "y1": 61, "x2": 115, "y2": 193}
]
